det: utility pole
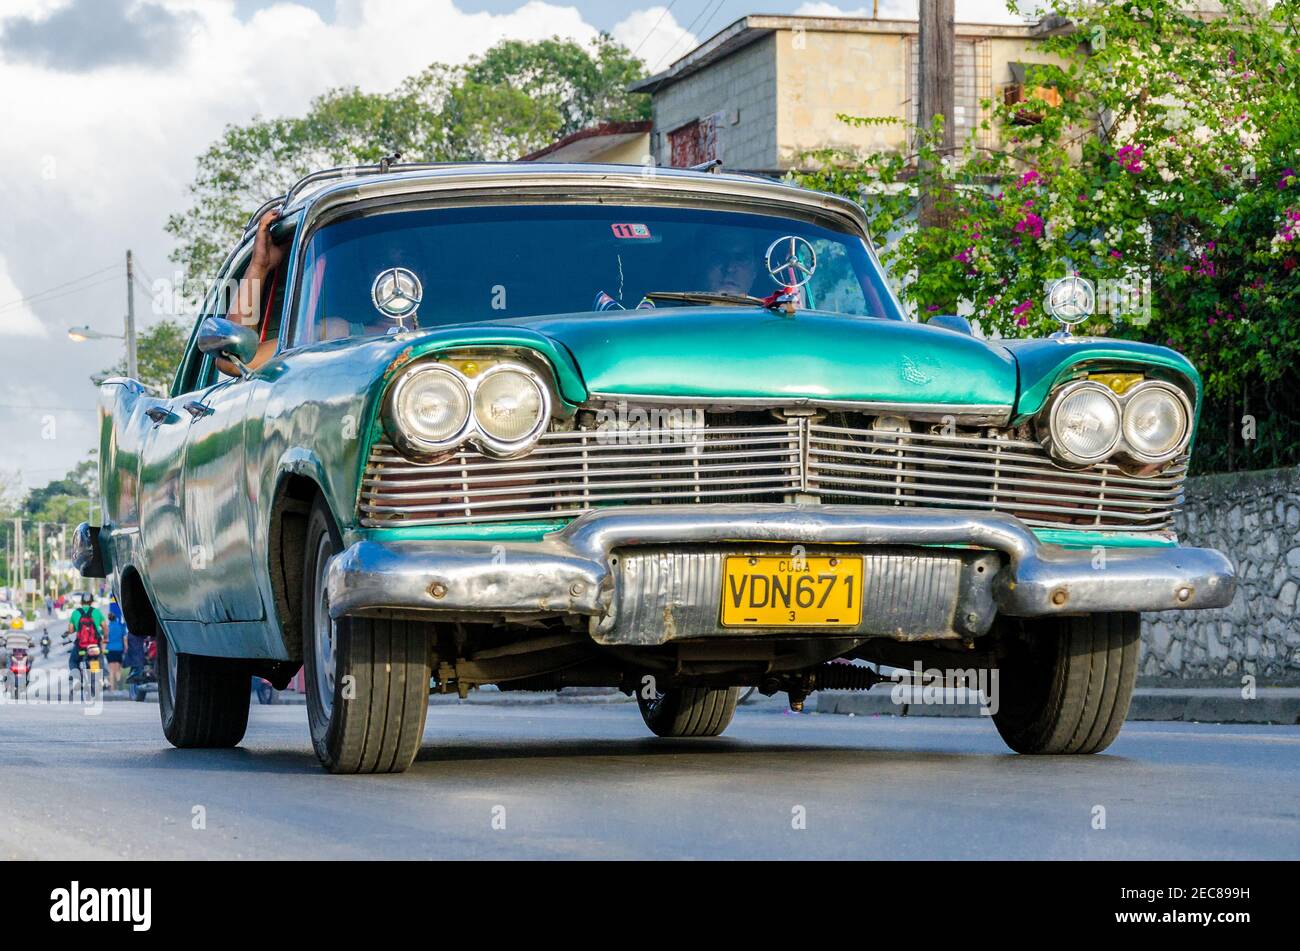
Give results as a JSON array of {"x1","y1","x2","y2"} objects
[
  {"x1": 917, "y1": 0, "x2": 955, "y2": 229},
  {"x1": 125, "y1": 249, "x2": 139, "y2": 381},
  {"x1": 15, "y1": 516, "x2": 24, "y2": 612},
  {"x1": 37, "y1": 522, "x2": 44, "y2": 603}
]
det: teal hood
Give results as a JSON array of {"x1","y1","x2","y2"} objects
[{"x1": 494, "y1": 308, "x2": 1017, "y2": 410}]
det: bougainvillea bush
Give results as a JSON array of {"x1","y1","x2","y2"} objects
[{"x1": 798, "y1": 0, "x2": 1300, "y2": 472}]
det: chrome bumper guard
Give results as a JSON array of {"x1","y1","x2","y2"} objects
[{"x1": 327, "y1": 505, "x2": 1236, "y2": 645}]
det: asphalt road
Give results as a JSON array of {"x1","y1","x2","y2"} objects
[{"x1": 1, "y1": 689, "x2": 1298, "y2": 860}]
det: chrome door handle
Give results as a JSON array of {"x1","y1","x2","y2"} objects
[{"x1": 182, "y1": 401, "x2": 213, "y2": 419}]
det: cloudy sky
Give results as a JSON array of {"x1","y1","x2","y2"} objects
[{"x1": 0, "y1": 0, "x2": 1028, "y2": 491}]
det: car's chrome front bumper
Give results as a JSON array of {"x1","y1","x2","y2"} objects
[{"x1": 327, "y1": 505, "x2": 1236, "y2": 646}]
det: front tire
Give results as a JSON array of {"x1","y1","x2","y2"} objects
[
  {"x1": 637, "y1": 686, "x2": 738, "y2": 738},
  {"x1": 992, "y1": 613, "x2": 1140, "y2": 755},
  {"x1": 302, "y1": 498, "x2": 432, "y2": 773},
  {"x1": 157, "y1": 625, "x2": 250, "y2": 749}
]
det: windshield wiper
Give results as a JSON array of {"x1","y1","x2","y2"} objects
[{"x1": 644, "y1": 289, "x2": 799, "y2": 313}]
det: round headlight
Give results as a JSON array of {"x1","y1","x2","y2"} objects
[
  {"x1": 473, "y1": 366, "x2": 547, "y2": 449},
  {"x1": 1050, "y1": 382, "x2": 1121, "y2": 463},
  {"x1": 1122, "y1": 383, "x2": 1190, "y2": 462},
  {"x1": 390, "y1": 365, "x2": 471, "y2": 451}
]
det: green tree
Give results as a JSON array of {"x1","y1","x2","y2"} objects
[
  {"x1": 463, "y1": 36, "x2": 650, "y2": 137},
  {"x1": 798, "y1": 0, "x2": 1300, "y2": 472},
  {"x1": 166, "y1": 35, "x2": 648, "y2": 283},
  {"x1": 96, "y1": 318, "x2": 189, "y2": 393}
]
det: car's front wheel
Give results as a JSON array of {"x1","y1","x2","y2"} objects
[
  {"x1": 302, "y1": 498, "x2": 432, "y2": 773},
  {"x1": 992, "y1": 612, "x2": 1140, "y2": 755},
  {"x1": 637, "y1": 686, "x2": 739, "y2": 737},
  {"x1": 157, "y1": 624, "x2": 250, "y2": 748}
]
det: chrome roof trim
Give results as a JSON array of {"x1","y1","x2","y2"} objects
[{"x1": 289, "y1": 163, "x2": 873, "y2": 243}]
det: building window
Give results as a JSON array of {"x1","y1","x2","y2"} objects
[
  {"x1": 668, "y1": 113, "x2": 720, "y2": 168},
  {"x1": 906, "y1": 37, "x2": 992, "y2": 154}
]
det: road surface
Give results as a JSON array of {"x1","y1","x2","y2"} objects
[{"x1": 1, "y1": 689, "x2": 1297, "y2": 859}]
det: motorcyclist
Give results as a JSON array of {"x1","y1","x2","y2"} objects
[
  {"x1": 67, "y1": 594, "x2": 107, "y2": 685},
  {"x1": 6, "y1": 619, "x2": 34, "y2": 688}
]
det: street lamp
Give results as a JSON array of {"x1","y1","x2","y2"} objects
[{"x1": 67, "y1": 249, "x2": 138, "y2": 380}]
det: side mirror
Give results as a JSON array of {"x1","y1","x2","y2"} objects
[{"x1": 197, "y1": 317, "x2": 259, "y2": 376}]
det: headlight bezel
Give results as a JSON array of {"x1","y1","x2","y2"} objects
[
  {"x1": 470, "y1": 362, "x2": 552, "y2": 458},
  {"x1": 1120, "y1": 380, "x2": 1193, "y2": 465},
  {"x1": 1042, "y1": 376, "x2": 1194, "y2": 470},
  {"x1": 384, "y1": 357, "x2": 553, "y2": 462},
  {"x1": 1046, "y1": 380, "x2": 1123, "y2": 465},
  {"x1": 385, "y1": 363, "x2": 473, "y2": 458}
]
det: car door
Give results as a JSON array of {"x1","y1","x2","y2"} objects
[
  {"x1": 182, "y1": 372, "x2": 263, "y2": 623},
  {"x1": 137, "y1": 320, "x2": 213, "y2": 621}
]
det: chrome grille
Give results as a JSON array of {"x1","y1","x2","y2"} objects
[
  {"x1": 807, "y1": 424, "x2": 1184, "y2": 531},
  {"x1": 359, "y1": 411, "x2": 1184, "y2": 531}
]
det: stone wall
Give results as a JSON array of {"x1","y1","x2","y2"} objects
[{"x1": 1141, "y1": 466, "x2": 1300, "y2": 685}]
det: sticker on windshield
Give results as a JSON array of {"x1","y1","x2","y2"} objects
[{"x1": 611, "y1": 223, "x2": 651, "y2": 239}]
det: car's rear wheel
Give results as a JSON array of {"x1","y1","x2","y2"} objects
[
  {"x1": 637, "y1": 686, "x2": 739, "y2": 737},
  {"x1": 302, "y1": 497, "x2": 432, "y2": 773},
  {"x1": 157, "y1": 623, "x2": 250, "y2": 748},
  {"x1": 992, "y1": 612, "x2": 1140, "y2": 755}
]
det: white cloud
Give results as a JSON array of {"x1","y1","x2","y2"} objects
[
  {"x1": 792, "y1": 1, "x2": 1038, "y2": 22},
  {"x1": 0, "y1": 0, "x2": 617, "y2": 488},
  {"x1": 612, "y1": 6, "x2": 698, "y2": 71}
]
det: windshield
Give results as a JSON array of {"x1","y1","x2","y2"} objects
[{"x1": 292, "y1": 203, "x2": 901, "y2": 344}]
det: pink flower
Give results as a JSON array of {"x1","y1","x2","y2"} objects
[
  {"x1": 1014, "y1": 213, "x2": 1044, "y2": 240},
  {"x1": 1279, "y1": 168, "x2": 1296, "y2": 189},
  {"x1": 1012, "y1": 299, "x2": 1034, "y2": 319},
  {"x1": 1109, "y1": 249, "x2": 1122, "y2": 259},
  {"x1": 1017, "y1": 170, "x2": 1041, "y2": 188},
  {"x1": 1116, "y1": 144, "x2": 1145, "y2": 174}
]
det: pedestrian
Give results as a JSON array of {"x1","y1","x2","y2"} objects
[{"x1": 106, "y1": 596, "x2": 127, "y2": 691}]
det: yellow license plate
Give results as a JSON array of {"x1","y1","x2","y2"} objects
[
  {"x1": 721, "y1": 555, "x2": 864, "y2": 628},
  {"x1": 89, "y1": 660, "x2": 100, "y2": 672}
]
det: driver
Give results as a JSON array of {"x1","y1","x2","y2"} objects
[{"x1": 705, "y1": 234, "x2": 761, "y2": 297}]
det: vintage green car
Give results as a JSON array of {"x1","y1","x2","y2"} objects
[{"x1": 75, "y1": 163, "x2": 1234, "y2": 772}]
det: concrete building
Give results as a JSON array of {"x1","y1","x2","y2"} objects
[{"x1": 629, "y1": 14, "x2": 1071, "y2": 173}]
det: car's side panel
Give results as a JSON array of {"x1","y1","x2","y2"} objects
[{"x1": 134, "y1": 399, "x2": 194, "y2": 621}]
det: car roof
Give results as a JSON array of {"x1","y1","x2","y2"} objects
[{"x1": 248, "y1": 162, "x2": 872, "y2": 244}]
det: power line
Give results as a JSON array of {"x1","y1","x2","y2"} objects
[
  {"x1": 653, "y1": 0, "x2": 724, "y2": 72},
  {"x1": 0, "y1": 273, "x2": 124, "y2": 319},
  {"x1": 0, "y1": 263, "x2": 121, "y2": 315},
  {"x1": 693, "y1": 0, "x2": 730, "y2": 48},
  {"x1": 632, "y1": 0, "x2": 681, "y2": 57}
]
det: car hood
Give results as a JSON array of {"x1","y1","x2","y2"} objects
[{"x1": 493, "y1": 308, "x2": 1017, "y2": 413}]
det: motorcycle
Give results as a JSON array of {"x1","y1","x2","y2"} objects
[
  {"x1": 8, "y1": 648, "x2": 30, "y2": 692},
  {"x1": 79, "y1": 642, "x2": 104, "y2": 701},
  {"x1": 40, "y1": 634, "x2": 50, "y2": 659},
  {"x1": 126, "y1": 636, "x2": 157, "y2": 702}
]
